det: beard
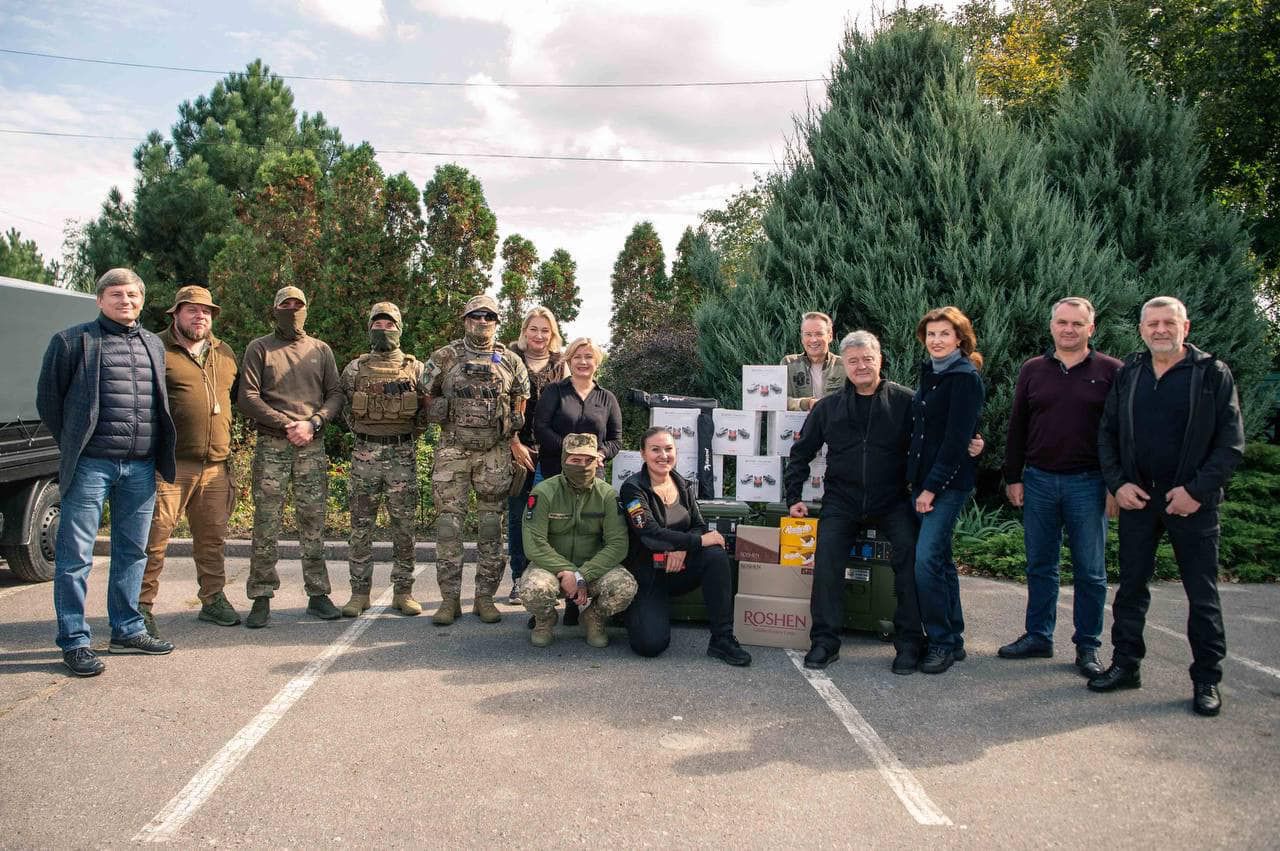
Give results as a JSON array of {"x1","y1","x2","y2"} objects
[{"x1": 176, "y1": 321, "x2": 210, "y2": 343}]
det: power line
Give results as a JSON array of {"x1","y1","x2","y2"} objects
[
  {"x1": 0, "y1": 47, "x2": 823, "y2": 89},
  {"x1": 0, "y1": 127, "x2": 773, "y2": 166}
]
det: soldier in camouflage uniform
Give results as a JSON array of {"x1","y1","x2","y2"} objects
[
  {"x1": 521, "y1": 433, "x2": 637, "y2": 647},
  {"x1": 339, "y1": 302, "x2": 430, "y2": 618},
  {"x1": 422, "y1": 294, "x2": 531, "y2": 625}
]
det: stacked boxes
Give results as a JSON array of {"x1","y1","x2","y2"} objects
[
  {"x1": 766, "y1": 410, "x2": 811, "y2": 457},
  {"x1": 735, "y1": 455, "x2": 782, "y2": 503},
  {"x1": 610, "y1": 450, "x2": 643, "y2": 490},
  {"x1": 742, "y1": 365, "x2": 788, "y2": 411},
  {"x1": 712, "y1": 408, "x2": 759, "y2": 455},
  {"x1": 732, "y1": 521, "x2": 815, "y2": 650},
  {"x1": 779, "y1": 517, "x2": 818, "y2": 567}
]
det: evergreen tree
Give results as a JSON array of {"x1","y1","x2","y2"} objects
[
  {"x1": 1044, "y1": 34, "x2": 1271, "y2": 434},
  {"x1": 668, "y1": 227, "x2": 705, "y2": 316},
  {"x1": 609, "y1": 221, "x2": 669, "y2": 349},
  {"x1": 0, "y1": 227, "x2": 57, "y2": 284},
  {"x1": 497, "y1": 233, "x2": 539, "y2": 341},
  {"x1": 699, "y1": 173, "x2": 770, "y2": 287},
  {"x1": 697, "y1": 20, "x2": 1128, "y2": 472},
  {"x1": 418, "y1": 163, "x2": 498, "y2": 349},
  {"x1": 533, "y1": 248, "x2": 581, "y2": 324}
]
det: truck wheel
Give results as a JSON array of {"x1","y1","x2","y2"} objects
[{"x1": 1, "y1": 479, "x2": 59, "y2": 582}]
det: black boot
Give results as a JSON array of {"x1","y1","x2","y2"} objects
[
  {"x1": 1192, "y1": 682, "x2": 1222, "y2": 717},
  {"x1": 1087, "y1": 663, "x2": 1141, "y2": 692}
]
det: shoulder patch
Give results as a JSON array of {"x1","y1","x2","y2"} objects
[
  {"x1": 625, "y1": 498, "x2": 647, "y2": 530},
  {"x1": 524, "y1": 493, "x2": 537, "y2": 520}
]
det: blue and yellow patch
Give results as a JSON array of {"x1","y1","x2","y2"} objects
[{"x1": 625, "y1": 498, "x2": 647, "y2": 530}]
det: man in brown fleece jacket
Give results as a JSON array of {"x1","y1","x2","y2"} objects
[
  {"x1": 141, "y1": 286, "x2": 241, "y2": 634},
  {"x1": 236, "y1": 286, "x2": 344, "y2": 628}
]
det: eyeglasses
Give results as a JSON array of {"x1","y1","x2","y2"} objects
[{"x1": 466, "y1": 311, "x2": 499, "y2": 322}]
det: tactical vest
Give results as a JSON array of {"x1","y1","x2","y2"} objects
[
  {"x1": 350, "y1": 353, "x2": 420, "y2": 435},
  {"x1": 440, "y1": 343, "x2": 518, "y2": 451}
]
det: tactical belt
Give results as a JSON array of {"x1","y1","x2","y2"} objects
[{"x1": 353, "y1": 431, "x2": 416, "y2": 445}]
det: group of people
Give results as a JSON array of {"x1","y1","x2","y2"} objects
[
  {"x1": 37, "y1": 269, "x2": 1245, "y2": 719},
  {"x1": 782, "y1": 299, "x2": 1243, "y2": 718}
]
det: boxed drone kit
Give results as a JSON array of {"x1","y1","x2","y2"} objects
[
  {"x1": 741, "y1": 365, "x2": 788, "y2": 412},
  {"x1": 648, "y1": 407, "x2": 701, "y2": 446},
  {"x1": 610, "y1": 450, "x2": 642, "y2": 490},
  {"x1": 799, "y1": 458, "x2": 827, "y2": 502},
  {"x1": 735, "y1": 455, "x2": 783, "y2": 503},
  {"x1": 711, "y1": 408, "x2": 760, "y2": 456},
  {"x1": 766, "y1": 410, "x2": 810, "y2": 457}
]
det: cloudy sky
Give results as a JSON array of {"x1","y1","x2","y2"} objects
[{"x1": 0, "y1": 0, "x2": 947, "y2": 344}]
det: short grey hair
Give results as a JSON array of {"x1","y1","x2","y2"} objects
[
  {"x1": 801, "y1": 311, "x2": 833, "y2": 331},
  {"x1": 1141, "y1": 296, "x2": 1188, "y2": 323},
  {"x1": 839, "y1": 330, "x2": 881, "y2": 353},
  {"x1": 95, "y1": 268, "x2": 145, "y2": 297},
  {"x1": 1051, "y1": 296, "x2": 1095, "y2": 324}
]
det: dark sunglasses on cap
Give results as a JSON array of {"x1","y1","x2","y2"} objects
[{"x1": 466, "y1": 311, "x2": 499, "y2": 322}]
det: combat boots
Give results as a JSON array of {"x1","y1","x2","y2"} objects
[
  {"x1": 530, "y1": 611, "x2": 558, "y2": 647},
  {"x1": 341, "y1": 593, "x2": 371, "y2": 618},
  {"x1": 245, "y1": 597, "x2": 270, "y2": 629},
  {"x1": 473, "y1": 594, "x2": 502, "y2": 623},
  {"x1": 392, "y1": 592, "x2": 422, "y2": 616},
  {"x1": 582, "y1": 604, "x2": 609, "y2": 648},
  {"x1": 432, "y1": 596, "x2": 462, "y2": 625}
]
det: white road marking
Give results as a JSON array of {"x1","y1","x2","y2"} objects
[
  {"x1": 133, "y1": 567, "x2": 428, "y2": 844},
  {"x1": 786, "y1": 649, "x2": 952, "y2": 827}
]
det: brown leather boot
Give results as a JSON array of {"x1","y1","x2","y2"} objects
[
  {"x1": 392, "y1": 592, "x2": 422, "y2": 616},
  {"x1": 341, "y1": 593, "x2": 370, "y2": 618},
  {"x1": 473, "y1": 594, "x2": 502, "y2": 623},
  {"x1": 431, "y1": 596, "x2": 462, "y2": 626}
]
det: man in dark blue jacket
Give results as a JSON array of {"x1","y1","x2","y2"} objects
[
  {"x1": 37, "y1": 268, "x2": 177, "y2": 676},
  {"x1": 1089, "y1": 297, "x2": 1245, "y2": 717}
]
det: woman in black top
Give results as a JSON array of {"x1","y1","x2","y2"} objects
[
  {"x1": 534, "y1": 337, "x2": 622, "y2": 479},
  {"x1": 619, "y1": 427, "x2": 751, "y2": 666}
]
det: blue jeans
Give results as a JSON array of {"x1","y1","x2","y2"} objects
[
  {"x1": 914, "y1": 487, "x2": 970, "y2": 653},
  {"x1": 1021, "y1": 466, "x2": 1108, "y2": 649},
  {"x1": 507, "y1": 463, "x2": 543, "y2": 582},
  {"x1": 53, "y1": 456, "x2": 157, "y2": 651}
]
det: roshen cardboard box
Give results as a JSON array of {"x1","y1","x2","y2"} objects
[
  {"x1": 610, "y1": 450, "x2": 642, "y2": 490},
  {"x1": 736, "y1": 455, "x2": 782, "y2": 503},
  {"x1": 738, "y1": 560, "x2": 814, "y2": 598},
  {"x1": 734, "y1": 524, "x2": 781, "y2": 563},
  {"x1": 649, "y1": 407, "x2": 701, "y2": 448},
  {"x1": 734, "y1": 593, "x2": 811, "y2": 650},
  {"x1": 742, "y1": 365, "x2": 788, "y2": 411},
  {"x1": 712, "y1": 408, "x2": 760, "y2": 455},
  {"x1": 800, "y1": 459, "x2": 827, "y2": 502}
]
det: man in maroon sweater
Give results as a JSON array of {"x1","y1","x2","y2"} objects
[{"x1": 999, "y1": 297, "x2": 1121, "y2": 677}]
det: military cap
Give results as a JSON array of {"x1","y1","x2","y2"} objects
[
  {"x1": 368, "y1": 301, "x2": 402, "y2": 328},
  {"x1": 562, "y1": 433, "x2": 599, "y2": 457},
  {"x1": 461, "y1": 294, "x2": 500, "y2": 318},
  {"x1": 166, "y1": 284, "x2": 221, "y2": 317},
  {"x1": 274, "y1": 286, "x2": 308, "y2": 307}
]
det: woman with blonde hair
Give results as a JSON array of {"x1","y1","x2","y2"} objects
[
  {"x1": 908, "y1": 306, "x2": 985, "y2": 675},
  {"x1": 506, "y1": 306, "x2": 567, "y2": 603}
]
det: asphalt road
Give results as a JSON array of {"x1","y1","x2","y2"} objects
[{"x1": 2, "y1": 554, "x2": 1278, "y2": 848}]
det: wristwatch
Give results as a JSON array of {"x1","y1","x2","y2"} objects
[{"x1": 309, "y1": 415, "x2": 324, "y2": 431}]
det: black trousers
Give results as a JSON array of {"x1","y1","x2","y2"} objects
[
  {"x1": 626, "y1": 545, "x2": 733, "y2": 657},
  {"x1": 1112, "y1": 498, "x2": 1225, "y2": 684},
  {"x1": 810, "y1": 500, "x2": 923, "y2": 653}
]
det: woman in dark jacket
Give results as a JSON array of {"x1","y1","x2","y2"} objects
[
  {"x1": 506, "y1": 306, "x2": 566, "y2": 604},
  {"x1": 908, "y1": 306, "x2": 985, "y2": 676},
  {"x1": 619, "y1": 427, "x2": 751, "y2": 666}
]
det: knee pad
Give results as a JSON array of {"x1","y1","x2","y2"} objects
[{"x1": 436, "y1": 512, "x2": 462, "y2": 543}]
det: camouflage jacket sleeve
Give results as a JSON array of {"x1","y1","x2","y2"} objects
[
  {"x1": 419, "y1": 346, "x2": 452, "y2": 425},
  {"x1": 578, "y1": 485, "x2": 629, "y2": 582},
  {"x1": 521, "y1": 481, "x2": 577, "y2": 576},
  {"x1": 339, "y1": 359, "x2": 359, "y2": 431},
  {"x1": 507, "y1": 352, "x2": 531, "y2": 402}
]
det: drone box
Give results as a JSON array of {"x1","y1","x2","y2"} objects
[
  {"x1": 799, "y1": 459, "x2": 827, "y2": 503},
  {"x1": 610, "y1": 450, "x2": 642, "y2": 491},
  {"x1": 648, "y1": 407, "x2": 701, "y2": 448},
  {"x1": 737, "y1": 560, "x2": 814, "y2": 598},
  {"x1": 735, "y1": 455, "x2": 782, "y2": 503},
  {"x1": 713, "y1": 454, "x2": 724, "y2": 498},
  {"x1": 766, "y1": 410, "x2": 812, "y2": 457},
  {"x1": 734, "y1": 525, "x2": 781, "y2": 564},
  {"x1": 712, "y1": 408, "x2": 760, "y2": 455},
  {"x1": 734, "y1": 593, "x2": 811, "y2": 650},
  {"x1": 675, "y1": 447, "x2": 700, "y2": 483},
  {"x1": 741, "y1": 365, "x2": 788, "y2": 412}
]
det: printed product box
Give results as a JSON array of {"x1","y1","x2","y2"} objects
[
  {"x1": 713, "y1": 454, "x2": 724, "y2": 498},
  {"x1": 800, "y1": 458, "x2": 826, "y2": 502},
  {"x1": 675, "y1": 447, "x2": 700, "y2": 483},
  {"x1": 735, "y1": 455, "x2": 783, "y2": 503},
  {"x1": 779, "y1": 516, "x2": 818, "y2": 545},
  {"x1": 767, "y1": 410, "x2": 809, "y2": 457},
  {"x1": 737, "y1": 560, "x2": 814, "y2": 598},
  {"x1": 741, "y1": 365, "x2": 789, "y2": 412},
  {"x1": 610, "y1": 450, "x2": 642, "y2": 490},
  {"x1": 649, "y1": 407, "x2": 701, "y2": 447},
  {"x1": 780, "y1": 550, "x2": 816, "y2": 567},
  {"x1": 712, "y1": 408, "x2": 761, "y2": 455},
  {"x1": 733, "y1": 525, "x2": 781, "y2": 564},
  {"x1": 734, "y1": 593, "x2": 811, "y2": 650}
]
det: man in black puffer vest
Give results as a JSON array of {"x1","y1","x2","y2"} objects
[{"x1": 37, "y1": 268, "x2": 177, "y2": 677}]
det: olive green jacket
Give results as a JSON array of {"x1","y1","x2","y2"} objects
[
  {"x1": 781, "y1": 352, "x2": 844, "y2": 411},
  {"x1": 522, "y1": 474, "x2": 628, "y2": 582}
]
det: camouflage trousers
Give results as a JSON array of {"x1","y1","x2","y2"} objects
[
  {"x1": 432, "y1": 438, "x2": 512, "y2": 599},
  {"x1": 247, "y1": 434, "x2": 330, "y2": 599},
  {"x1": 520, "y1": 566, "x2": 638, "y2": 618},
  {"x1": 348, "y1": 438, "x2": 418, "y2": 593}
]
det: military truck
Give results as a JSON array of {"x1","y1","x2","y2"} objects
[{"x1": 0, "y1": 276, "x2": 98, "y2": 581}]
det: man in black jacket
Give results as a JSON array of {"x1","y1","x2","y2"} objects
[
  {"x1": 786, "y1": 330, "x2": 925, "y2": 673},
  {"x1": 1089, "y1": 297, "x2": 1245, "y2": 717}
]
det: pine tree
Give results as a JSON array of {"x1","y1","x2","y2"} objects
[
  {"x1": 497, "y1": 234, "x2": 539, "y2": 341},
  {"x1": 697, "y1": 19, "x2": 1129, "y2": 470},
  {"x1": 668, "y1": 227, "x2": 705, "y2": 316},
  {"x1": 534, "y1": 248, "x2": 581, "y2": 324},
  {"x1": 1044, "y1": 33, "x2": 1272, "y2": 434},
  {"x1": 418, "y1": 163, "x2": 498, "y2": 348},
  {"x1": 609, "y1": 221, "x2": 669, "y2": 349}
]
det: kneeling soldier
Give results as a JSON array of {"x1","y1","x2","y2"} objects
[
  {"x1": 521, "y1": 433, "x2": 637, "y2": 647},
  {"x1": 340, "y1": 302, "x2": 430, "y2": 617}
]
